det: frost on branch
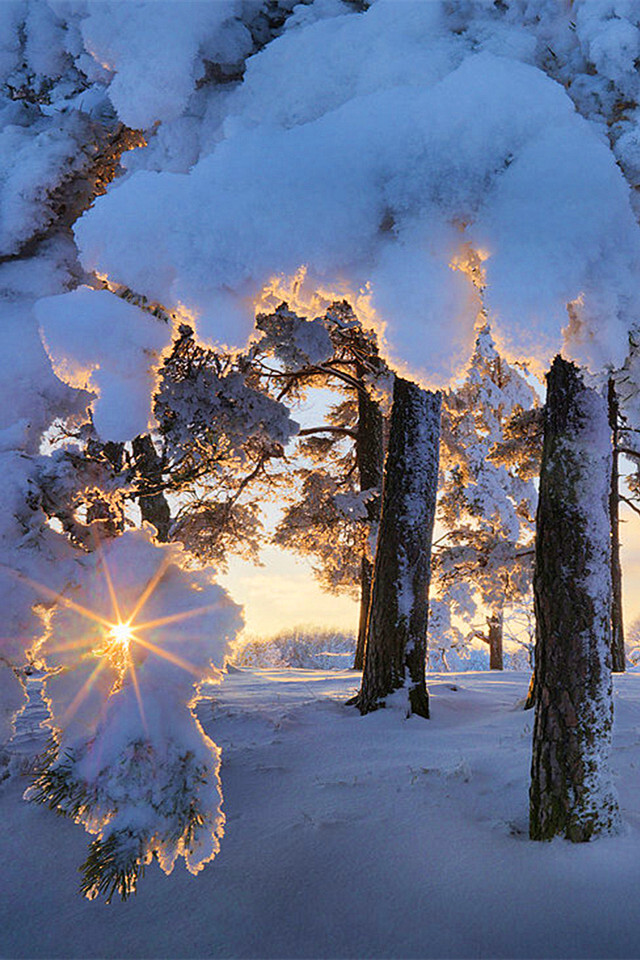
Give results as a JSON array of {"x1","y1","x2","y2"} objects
[
  {"x1": 154, "y1": 324, "x2": 297, "y2": 566},
  {"x1": 27, "y1": 528, "x2": 242, "y2": 901}
]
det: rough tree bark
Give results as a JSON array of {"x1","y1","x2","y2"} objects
[
  {"x1": 608, "y1": 377, "x2": 626, "y2": 673},
  {"x1": 353, "y1": 384, "x2": 385, "y2": 671},
  {"x1": 529, "y1": 357, "x2": 620, "y2": 842},
  {"x1": 354, "y1": 377, "x2": 441, "y2": 717}
]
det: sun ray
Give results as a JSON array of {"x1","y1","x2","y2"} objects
[
  {"x1": 125, "y1": 555, "x2": 172, "y2": 626},
  {"x1": 25, "y1": 584, "x2": 112, "y2": 629},
  {"x1": 2, "y1": 552, "x2": 217, "y2": 722},
  {"x1": 133, "y1": 601, "x2": 222, "y2": 633},
  {"x1": 128, "y1": 658, "x2": 148, "y2": 735},
  {"x1": 0, "y1": 564, "x2": 113, "y2": 630},
  {"x1": 60, "y1": 656, "x2": 109, "y2": 727},
  {"x1": 91, "y1": 527, "x2": 123, "y2": 624},
  {"x1": 46, "y1": 630, "x2": 104, "y2": 655},
  {"x1": 131, "y1": 634, "x2": 202, "y2": 677}
]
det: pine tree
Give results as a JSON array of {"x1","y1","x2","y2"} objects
[
  {"x1": 435, "y1": 326, "x2": 540, "y2": 668},
  {"x1": 21, "y1": 315, "x2": 298, "y2": 902},
  {"x1": 257, "y1": 302, "x2": 389, "y2": 668}
]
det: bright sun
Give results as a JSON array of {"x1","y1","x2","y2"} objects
[
  {"x1": 108, "y1": 621, "x2": 135, "y2": 647},
  {"x1": 11, "y1": 540, "x2": 214, "y2": 730}
]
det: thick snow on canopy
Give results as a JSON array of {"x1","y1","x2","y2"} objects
[
  {"x1": 73, "y1": 3, "x2": 640, "y2": 382},
  {"x1": 0, "y1": 0, "x2": 255, "y2": 128}
]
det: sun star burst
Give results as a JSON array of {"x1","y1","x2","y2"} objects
[
  {"x1": 1, "y1": 536, "x2": 217, "y2": 730},
  {"x1": 108, "y1": 621, "x2": 135, "y2": 649}
]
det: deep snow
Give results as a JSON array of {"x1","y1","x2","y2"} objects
[{"x1": 2, "y1": 668, "x2": 640, "y2": 959}]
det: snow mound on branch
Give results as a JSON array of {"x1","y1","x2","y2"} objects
[
  {"x1": 0, "y1": 3, "x2": 23, "y2": 77},
  {"x1": 0, "y1": 667, "x2": 26, "y2": 749},
  {"x1": 36, "y1": 287, "x2": 173, "y2": 442},
  {"x1": 32, "y1": 528, "x2": 243, "y2": 895},
  {"x1": 0, "y1": 296, "x2": 86, "y2": 454},
  {"x1": 224, "y1": 0, "x2": 456, "y2": 131},
  {"x1": 79, "y1": 0, "x2": 250, "y2": 129},
  {"x1": 75, "y1": 34, "x2": 640, "y2": 380},
  {"x1": 574, "y1": 2, "x2": 640, "y2": 96},
  {"x1": 0, "y1": 115, "x2": 88, "y2": 257},
  {"x1": 40, "y1": 527, "x2": 241, "y2": 743},
  {"x1": 0, "y1": 448, "x2": 95, "y2": 745}
]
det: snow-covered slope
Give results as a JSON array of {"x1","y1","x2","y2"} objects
[{"x1": 2, "y1": 669, "x2": 640, "y2": 958}]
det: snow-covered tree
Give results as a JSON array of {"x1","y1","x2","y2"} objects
[
  {"x1": 258, "y1": 302, "x2": 389, "y2": 670},
  {"x1": 435, "y1": 325, "x2": 540, "y2": 669},
  {"x1": 435, "y1": 0, "x2": 640, "y2": 678},
  {"x1": 0, "y1": 0, "x2": 321, "y2": 899},
  {"x1": 625, "y1": 615, "x2": 640, "y2": 666},
  {"x1": 4, "y1": 1, "x2": 640, "y2": 890},
  {"x1": 20, "y1": 287, "x2": 300, "y2": 900},
  {"x1": 27, "y1": 529, "x2": 242, "y2": 901}
]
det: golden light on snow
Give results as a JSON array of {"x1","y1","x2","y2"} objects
[
  {"x1": 255, "y1": 265, "x2": 385, "y2": 340},
  {"x1": 449, "y1": 240, "x2": 489, "y2": 291},
  {"x1": 252, "y1": 261, "x2": 478, "y2": 392},
  {"x1": 39, "y1": 330, "x2": 98, "y2": 392}
]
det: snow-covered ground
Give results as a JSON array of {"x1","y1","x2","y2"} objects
[{"x1": 2, "y1": 668, "x2": 640, "y2": 958}]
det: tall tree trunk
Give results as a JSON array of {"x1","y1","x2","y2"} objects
[
  {"x1": 354, "y1": 377, "x2": 441, "y2": 717},
  {"x1": 529, "y1": 357, "x2": 620, "y2": 842},
  {"x1": 608, "y1": 378, "x2": 626, "y2": 673},
  {"x1": 353, "y1": 384, "x2": 384, "y2": 671},
  {"x1": 132, "y1": 435, "x2": 171, "y2": 542},
  {"x1": 487, "y1": 610, "x2": 504, "y2": 670}
]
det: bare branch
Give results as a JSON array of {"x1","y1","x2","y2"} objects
[
  {"x1": 616, "y1": 446, "x2": 640, "y2": 459},
  {"x1": 620, "y1": 494, "x2": 640, "y2": 518}
]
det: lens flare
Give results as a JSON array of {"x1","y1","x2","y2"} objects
[{"x1": 0, "y1": 537, "x2": 218, "y2": 731}]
